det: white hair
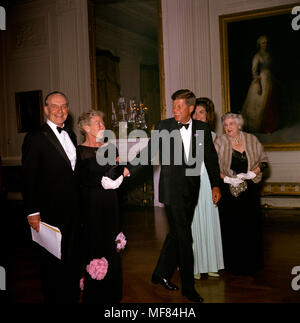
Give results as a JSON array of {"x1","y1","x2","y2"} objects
[
  {"x1": 221, "y1": 112, "x2": 244, "y2": 129},
  {"x1": 78, "y1": 109, "x2": 105, "y2": 135}
]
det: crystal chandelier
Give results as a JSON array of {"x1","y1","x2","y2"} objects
[{"x1": 111, "y1": 96, "x2": 149, "y2": 132}]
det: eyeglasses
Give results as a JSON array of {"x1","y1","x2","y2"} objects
[{"x1": 48, "y1": 104, "x2": 69, "y2": 110}]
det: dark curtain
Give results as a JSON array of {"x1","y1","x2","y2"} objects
[
  {"x1": 96, "y1": 50, "x2": 120, "y2": 128},
  {"x1": 140, "y1": 64, "x2": 161, "y2": 129}
]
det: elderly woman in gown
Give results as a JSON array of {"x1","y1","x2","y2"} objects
[
  {"x1": 215, "y1": 113, "x2": 268, "y2": 275},
  {"x1": 77, "y1": 110, "x2": 126, "y2": 303},
  {"x1": 241, "y1": 35, "x2": 279, "y2": 133}
]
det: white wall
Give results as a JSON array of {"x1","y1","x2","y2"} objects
[
  {"x1": 161, "y1": 0, "x2": 300, "y2": 189},
  {"x1": 161, "y1": 0, "x2": 212, "y2": 118},
  {"x1": 0, "y1": 0, "x2": 91, "y2": 165}
]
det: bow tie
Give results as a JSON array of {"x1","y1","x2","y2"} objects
[
  {"x1": 57, "y1": 125, "x2": 68, "y2": 133},
  {"x1": 178, "y1": 122, "x2": 190, "y2": 129}
]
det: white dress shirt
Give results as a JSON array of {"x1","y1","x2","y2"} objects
[
  {"x1": 47, "y1": 119, "x2": 77, "y2": 171},
  {"x1": 179, "y1": 119, "x2": 192, "y2": 161}
]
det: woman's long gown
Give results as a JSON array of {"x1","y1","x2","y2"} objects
[
  {"x1": 218, "y1": 149, "x2": 264, "y2": 275},
  {"x1": 77, "y1": 145, "x2": 122, "y2": 303},
  {"x1": 241, "y1": 51, "x2": 278, "y2": 133},
  {"x1": 191, "y1": 132, "x2": 224, "y2": 275}
]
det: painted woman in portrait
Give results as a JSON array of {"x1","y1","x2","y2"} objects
[{"x1": 241, "y1": 35, "x2": 279, "y2": 134}]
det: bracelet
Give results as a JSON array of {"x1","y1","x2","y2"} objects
[{"x1": 259, "y1": 162, "x2": 268, "y2": 172}]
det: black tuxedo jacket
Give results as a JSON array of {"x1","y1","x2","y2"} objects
[
  {"x1": 128, "y1": 118, "x2": 220, "y2": 206},
  {"x1": 22, "y1": 123, "x2": 80, "y2": 262}
]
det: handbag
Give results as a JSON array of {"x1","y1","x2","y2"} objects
[{"x1": 229, "y1": 180, "x2": 247, "y2": 197}]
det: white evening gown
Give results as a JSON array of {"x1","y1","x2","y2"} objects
[
  {"x1": 192, "y1": 133, "x2": 224, "y2": 274},
  {"x1": 241, "y1": 51, "x2": 274, "y2": 133}
]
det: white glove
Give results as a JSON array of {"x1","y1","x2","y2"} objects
[
  {"x1": 236, "y1": 171, "x2": 256, "y2": 180},
  {"x1": 101, "y1": 175, "x2": 123, "y2": 190},
  {"x1": 224, "y1": 176, "x2": 244, "y2": 187}
]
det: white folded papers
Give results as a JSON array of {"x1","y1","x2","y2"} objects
[{"x1": 31, "y1": 222, "x2": 62, "y2": 259}]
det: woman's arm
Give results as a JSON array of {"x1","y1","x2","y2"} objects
[{"x1": 251, "y1": 162, "x2": 268, "y2": 175}]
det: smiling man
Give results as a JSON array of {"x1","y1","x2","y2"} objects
[
  {"x1": 22, "y1": 91, "x2": 81, "y2": 303},
  {"x1": 127, "y1": 89, "x2": 221, "y2": 302}
]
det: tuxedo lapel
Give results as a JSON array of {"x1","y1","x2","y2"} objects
[
  {"x1": 190, "y1": 119, "x2": 197, "y2": 161},
  {"x1": 169, "y1": 117, "x2": 179, "y2": 131},
  {"x1": 41, "y1": 123, "x2": 73, "y2": 169},
  {"x1": 68, "y1": 130, "x2": 77, "y2": 147}
]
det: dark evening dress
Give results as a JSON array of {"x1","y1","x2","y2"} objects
[
  {"x1": 218, "y1": 149, "x2": 264, "y2": 275},
  {"x1": 77, "y1": 144, "x2": 123, "y2": 303}
]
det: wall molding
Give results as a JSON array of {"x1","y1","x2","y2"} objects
[
  {"x1": 261, "y1": 182, "x2": 300, "y2": 209},
  {"x1": 261, "y1": 182, "x2": 300, "y2": 196},
  {"x1": 261, "y1": 196, "x2": 300, "y2": 209}
]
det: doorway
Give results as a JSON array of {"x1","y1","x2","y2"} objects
[{"x1": 88, "y1": 0, "x2": 165, "y2": 130}]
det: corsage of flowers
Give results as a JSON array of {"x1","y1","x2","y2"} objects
[
  {"x1": 115, "y1": 232, "x2": 127, "y2": 252},
  {"x1": 86, "y1": 257, "x2": 108, "y2": 280}
]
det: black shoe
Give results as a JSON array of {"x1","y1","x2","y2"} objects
[
  {"x1": 152, "y1": 276, "x2": 179, "y2": 291},
  {"x1": 182, "y1": 289, "x2": 204, "y2": 302}
]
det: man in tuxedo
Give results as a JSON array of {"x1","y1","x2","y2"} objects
[
  {"x1": 22, "y1": 91, "x2": 81, "y2": 303},
  {"x1": 126, "y1": 89, "x2": 221, "y2": 302}
]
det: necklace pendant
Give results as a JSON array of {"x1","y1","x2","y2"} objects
[{"x1": 231, "y1": 133, "x2": 241, "y2": 145}]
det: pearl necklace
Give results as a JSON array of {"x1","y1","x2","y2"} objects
[{"x1": 230, "y1": 133, "x2": 241, "y2": 145}]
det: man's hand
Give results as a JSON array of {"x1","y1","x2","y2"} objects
[
  {"x1": 123, "y1": 167, "x2": 130, "y2": 177},
  {"x1": 27, "y1": 213, "x2": 41, "y2": 232},
  {"x1": 212, "y1": 187, "x2": 221, "y2": 204}
]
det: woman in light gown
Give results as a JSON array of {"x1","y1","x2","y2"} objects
[
  {"x1": 191, "y1": 98, "x2": 224, "y2": 279},
  {"x1": 241, "y1": 35, "x2": 279, "y2": 134}
]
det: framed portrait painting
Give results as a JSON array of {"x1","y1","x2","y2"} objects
[
  {"x1": 220, "y1": 4, "x2": 300, "y2": 150},
  {"x1": 15, "y1": 90, "x2": 43, "y2": 133}
]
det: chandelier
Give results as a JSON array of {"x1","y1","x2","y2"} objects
[{"x1": 111, "y1": 96, "x2": 149, "y2": 133}]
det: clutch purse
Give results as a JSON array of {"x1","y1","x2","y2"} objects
[
  {"x1": 229, "y1": 180, "x2": 247, "y2": 197},
  {"x1": 104, "y1": 164, "x2": 124, "y2": 180}
]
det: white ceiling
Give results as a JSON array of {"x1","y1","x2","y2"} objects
[{"x1": 93, "y1": 0, "x2": 158, "y2": 42}]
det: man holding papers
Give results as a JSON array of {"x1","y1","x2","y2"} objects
[
  {"x1": 22, "y1": 91, "x2": 81, "y2": 303},
  {"x1": 31, "y1": 222, "x2": 62, "y2": 260}
]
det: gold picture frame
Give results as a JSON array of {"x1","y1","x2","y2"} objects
[
  {"x1": 15, "y1": 90, "x2": 43, "y2": 133},
  {"x1": 220, "y1": 4, "x2": 300, "y2": 151}
]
